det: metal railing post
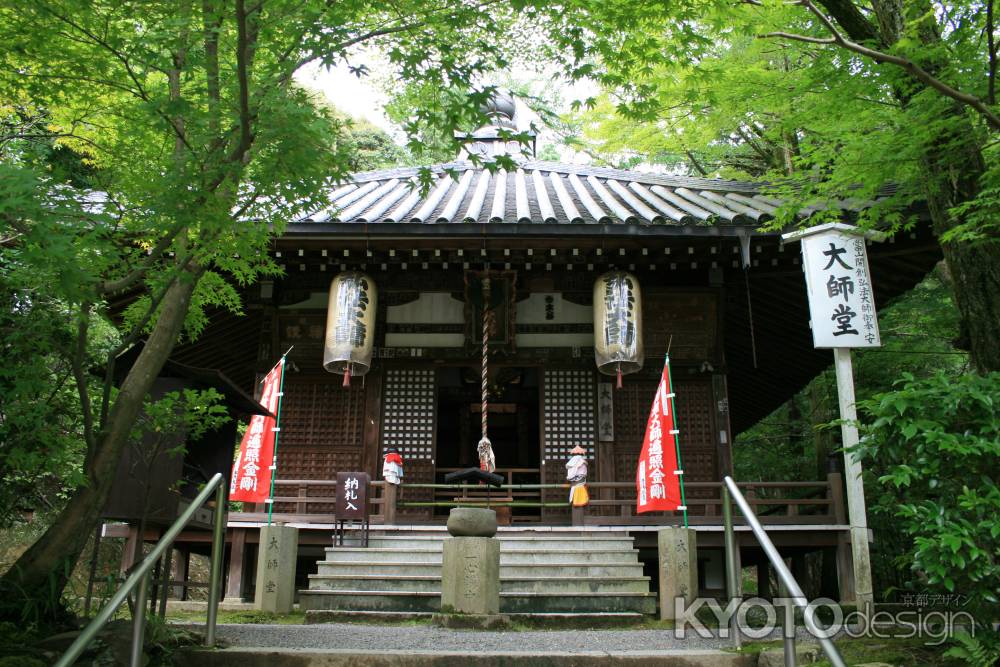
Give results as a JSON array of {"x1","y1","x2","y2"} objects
[
  {"x1": 129, "y1": 572, "x2": 150, "y2": 667},
  {"x1": 724, "y1": 476, "x2": 846, "y2": 667},
  {"x1": 205, "y1": 479, "x2": 227, "y2": 647},
  {"x1": 722, "y1": 485, "x2": 742, "y2": 649},
  {"x1": 778, "y1": 567, "x2": 797, "y2": 666},
  {"x1": 55, "y1": 473, "x2": 225, "y2": 667}
]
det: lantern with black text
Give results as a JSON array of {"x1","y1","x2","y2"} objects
[
  {"x1": 323, "y1": 272, "x2": 377, "y2": 386},
  {"x1": 593, "y1": 271, "x2": 643, "y2": 388}
]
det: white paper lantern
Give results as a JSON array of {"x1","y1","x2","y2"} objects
[
  {"x1": 323, "y1": 272, "x2": 377, "y2": 385},
  {"x1": 593, "y1": 271, "x2": 643, "y2": 385}
]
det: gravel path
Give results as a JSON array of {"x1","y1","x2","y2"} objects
[{"x1": 211, "y1": 622, "x2": 793, "y2": 653}]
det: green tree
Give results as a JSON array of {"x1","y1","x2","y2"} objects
[
  {"x1": 565, "y1": 0, "x2": 1000, "y2": 371},
  {"x1": 0, "y1": 0, "x2": 557, "y2": 624}
]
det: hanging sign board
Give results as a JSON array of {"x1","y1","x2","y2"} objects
[
  {"x1": 336, "y1": 472, "x2": 369, "y2": 520},
  {"x1": 787, "y1": 223, "x2": 882, "y2": 349}
]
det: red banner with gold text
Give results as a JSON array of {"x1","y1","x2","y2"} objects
[
  {"x1": 230, "y1": 360, "x2": 284, "y2": 502},
  {"x1": 636, "y1": 361, "x2": 682, "y2": 513}
]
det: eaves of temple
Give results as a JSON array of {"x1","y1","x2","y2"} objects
[{"x1": 172, "y1": 96, "x2": 942, "y2": 437}]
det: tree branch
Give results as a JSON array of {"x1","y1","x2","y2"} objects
[
  {"x1": 234, "y1": 0, "x2": 255, "y2": 161},
  {"x1": 97, "y1": 222, "x2": 187, "y2": 295},
  {"x1": 71, "y1": 305, "x2": 96, "y2": 456},
  {"x1": 39, "y1": 3, "x2": 195, "y2": 152},
  {"x1": 988, "y1": 0, "x2": 997, "y2": 105},
  {"x1": 763, "y1": 0, "x2": 1000, "y2": 131}
]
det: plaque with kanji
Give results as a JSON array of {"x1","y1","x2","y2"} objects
[
  {"x1": 791, "y1": 223, "x2": 882, "y2": 349},
  {"x1": 335, "y1": 472, "x2": 369, "y2": 520}
]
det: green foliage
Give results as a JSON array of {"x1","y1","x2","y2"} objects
[
  {"x1": 855, "y1": 372, "x2": 999, "y2": 619},
  {"x1": 944, "y1": 630, "x2": 1000, "y2": 667},
  {"x1": 1, "y1": 0, "x2": 603, "y2": 619}
]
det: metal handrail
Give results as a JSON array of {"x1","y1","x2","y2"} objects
[
  {"x1": 56, "y1": 473, "x2": 227, "y2": 667},
  {"x1": 722, "y1": 476, "x2": 847, "y2": 667}
]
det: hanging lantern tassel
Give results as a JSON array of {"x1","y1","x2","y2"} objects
[
  {"x1": 616, "y1": 365, "x2": 623, "y2": 389},
  {"x1": 342, "y1": 365, "x2": 351, "y2": 387}
]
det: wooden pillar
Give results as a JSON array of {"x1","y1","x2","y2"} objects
[
  {"x1": 711, "y1": 374, "x2": 734, "y2": 477},
  {"x1": 828, "y1": 471, "x2": 856, "y2": 602},
  {"x1": 383, "y1": 483, "x2": 397, "y2": 525},
  {"x1": 757, "y1": 561, "x2": 771, "y2": 599},
  {"x1": 171, "y1": 548, "x2": 190, "y2": 600},
  {"x1": 120, "y1": 525, "x2": 140, "y2": 577},
  {"x1": 224, "y1": 528, "x2": 248, "y2": 601},
  {"x1": 791, "y1": 552, "x2": 808, "y2": 598}
]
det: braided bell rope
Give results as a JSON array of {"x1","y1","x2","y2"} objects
[{"x1": 478, "y1": 277, "x2": 495, "y2": 473}]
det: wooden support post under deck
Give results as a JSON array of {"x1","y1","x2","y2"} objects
[
  {"x1": 757, "y1": 561, "x2": 771, "y2": 599},
  {"x1": 224, "y1": 528, "x2": 248, "y2": 601},
  {"x1": 120, "y1": 525, "x2": 140, "y2": 577},
  {"x1": 383, "y1": 483, "x2": 397, "y2": 525},
  {"x1": 171, "y1": 548, "x2": 190, "y2": 601},
  {"x1": 828, "y1": 471, "x2": 856, "y2": 602}
]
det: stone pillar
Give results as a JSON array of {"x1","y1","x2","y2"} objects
[
  {"x1": 441, "y1": 537, "x2": 501, "y2": 615},
  {"x1": 658, "y1": 527, "x2": 698, "y2": 621},
  {"x1": 440, "y1": 507, "x2": 500, "y2": 617},
  {"x1": 254, "y1": 524, "x2": 298, "y2": 613}
]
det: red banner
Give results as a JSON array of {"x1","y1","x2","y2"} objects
[
  {"x1": 230, "y1": 360, "x2": 284, "y2": 502},
  {"x1": 636, "y1": 360, "x2": 683, "y2": 513}
]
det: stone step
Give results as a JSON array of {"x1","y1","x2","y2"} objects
[
  {"x1": 322, "y1": 548, "x2": 641, "y2": 564},
  {"x1": 299, "y1": 590, "x2": 439, "y2": 614},
  {"x1": 314, "y1": 561, "x2": 646, "y2": 578},
  {"x1": 307, "y1": 574, "x2": 652, "y2": 594},
  {"x1": 183, "y1": 647, "x2": 755, "y2": 666},
  {"x1": 298, "y1": 589, "x2": 657, "y2": 615},
  {"x1": 364, "y1": 536, "x2": 636, "y2": 551},
  {"x1": 501, "y1": 591, "x2": 657, "y2": 615}
]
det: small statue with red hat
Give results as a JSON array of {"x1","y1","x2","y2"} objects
[
  {"x1": 382, "y1": 447, "x2": 403, "y2": 485},
  {"x1": 566, "y1": 444, "x2": 589, "y2": 507}
]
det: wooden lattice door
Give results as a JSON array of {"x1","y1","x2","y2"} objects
[
  {"x1": 380, "y1": 368, "x2": 436, "y2": 519},
  {"x1": 540, "y1": 369, "x2": 597, "y2": 521}
]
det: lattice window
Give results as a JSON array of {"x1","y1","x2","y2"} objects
[
  {"x1": 542, "y1": 369, "x2": 596, "y2": 461},
  {"x1": 610, "y1": 379, "x2": 718, "y2": 508},
  {"x1": 380, "y1": 369, "x2": 436, "y2": 460},
  {"x1": 272, "y1": 376, "x2": 367, "y2": 513}
]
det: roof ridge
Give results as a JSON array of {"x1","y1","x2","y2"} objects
[{"x1": 345, "y1": 160, "x2": 768, "y2": 193}]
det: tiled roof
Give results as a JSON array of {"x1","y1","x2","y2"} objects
[{"x1": 301, "y1": 160, "x2": 788, "y2": 226}]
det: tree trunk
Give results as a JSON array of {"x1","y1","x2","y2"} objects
[
  {"x1": 919, "y1": 137, "x2": 1000, "y2": 373},
  {"x1": 0, "y1": 266, "x2": 203, "y2": 625}
]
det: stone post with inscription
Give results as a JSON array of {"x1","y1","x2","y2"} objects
[
  {"x1": 255, "y1": 524, "x2": 298, "y2": 613},
  {"x1": 658, "y1": 527, "x2": 698, "y2": 621},
  {"x1": 439, "y1": 508, "x2": 501, "y2": 621}
]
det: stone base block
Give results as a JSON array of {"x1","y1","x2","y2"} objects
[
  {"x1": 255, "y1": 524, "x2": 298, "y2": 613},
  {"x1": 441, "y1": 536, "x2": 500, "y2": 615},
  {"x1": 658, "y1": 527, "x2": 698, "y2": 621}
]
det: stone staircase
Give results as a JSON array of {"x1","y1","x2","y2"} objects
[{"x1": 298, "y1": 531, "x2": 656, "y2": 615}]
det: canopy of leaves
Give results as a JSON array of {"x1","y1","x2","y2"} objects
[{"x1": 566, "y1": 0, "x2": 997, "y2": 239}]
